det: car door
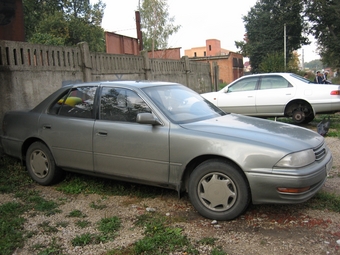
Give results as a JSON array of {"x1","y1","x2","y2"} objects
[
  {"x1": 39, "y1": 86, "x2": 97, "y2": 172},
  {"x1": 93, "y1": 86, "x2": 170, "y2": 183},
  {"x1": 255, "y1": 75, "x2": 296, "y2": 115},
  {"x1": 216, "y1": 76, "x2": 258, "y2": 114}
]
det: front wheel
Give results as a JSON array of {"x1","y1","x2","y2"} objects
[
  {"x1": 26, "y1": 142, "x2": 64, "y2": 185},
  {"x1": 188, "y1": 159, "x2": 250, "y2": 220}
]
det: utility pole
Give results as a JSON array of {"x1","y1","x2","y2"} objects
[{"x1": 284, "y1": 23, "x2": 286, "y2": 71}]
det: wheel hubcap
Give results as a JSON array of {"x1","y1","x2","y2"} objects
[
  {"x1": 197, "y1": 172, "x2": 237, "y2": 211},
  {"x1": 30, "y1": 150, "x2": 49, "y2": 178}
]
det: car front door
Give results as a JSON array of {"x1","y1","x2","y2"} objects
[
  {"x1": 217, "y1": 76, "x2": 258, "y2": 114},
  {"x1": 93, "y1": 87, "x2": 170, "y2": 183}
]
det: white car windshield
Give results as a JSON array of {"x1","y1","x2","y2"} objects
[{"x1": 143, "y1": 85, "x2": 226, "y2": 124}]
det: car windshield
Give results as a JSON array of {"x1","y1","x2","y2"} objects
[{"x1": 142, "y1": 85, "x2": 226, "y2": 124}]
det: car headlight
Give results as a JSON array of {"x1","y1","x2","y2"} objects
[{"x1": 275, "y1": 149, "x2": 315, "y2": 168}]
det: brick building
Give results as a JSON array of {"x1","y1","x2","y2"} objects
[
  {"x1": 185, "y1": 39, "x2": 244, "y2": 84},
  {"x1": 105, "y1": 31, "x2": 181, "y2": 59},
  {"x1": 147, "y1": 48, "x2": 181, "y2": 59},
  {"x1": 105, "y1": 32, "x2": 139, "y2": 55}
]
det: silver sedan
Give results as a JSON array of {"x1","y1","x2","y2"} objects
[{"x1": 0, "y1": 81, "x2": 333, "y2": 220}]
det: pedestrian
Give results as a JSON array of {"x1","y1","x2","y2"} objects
[
  {"x1": 314, "y1": 71, "x2": 323, "y2": 84},
  {"x1": 324, "y1": 71, "x2": 328, "y2": 80}
]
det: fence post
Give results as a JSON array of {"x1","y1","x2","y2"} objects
[
  {"x1": 142, "y1": 51, "x2": 151, "y2": 80},
  {"x1": 78, "y1": 42, "x2": 92, "y2": 82},
  {"x1": 213, "y1": 62, "x2": 219, "y2": 91},
  {"x1": 182, "y1": 56, "x2": 190, "y2": 87}
]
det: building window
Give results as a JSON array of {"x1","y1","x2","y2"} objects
[
  {"x1": 194, "y1": 52, "x2": 197, "y2": 57},
  {"x1": 209, "y1": 45, "x2": 211, "y2": 51},
  {"x1": 204, "y1": 51, "x2": 206, "y2": 56}
]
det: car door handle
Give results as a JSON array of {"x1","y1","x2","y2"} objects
[
  {"x1": 43, "y1": 125, "x2": 51, "y2": 129},
  {"x1": 96, "y1": 131, "x2": 108, "y2": 136}
]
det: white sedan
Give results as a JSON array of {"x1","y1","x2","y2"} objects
[{"x1": 201, "y1": 73, "x2": 340, "y2": 123}]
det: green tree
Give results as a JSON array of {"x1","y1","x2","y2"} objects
[
  {"x1": 305, "y1": 0, "x2": 340, "y2": 68},
  {"x1": 23, "y1": 0, "x2": 106, "y2": 52},
  {"x1": 236, "y1": 0, "x2": 309, "y2": 73},
  {"x1": 138, "y1": 0, "x2": 181, "y2": 56},
  {"x1": 304, "y1": 59, "x2": 325, "y2": 72},
  {"x1": 23, "y1": 0, "x2": 63, "y2": 39},
  {"x1": 258, "y1": 52, "x2": 285, "y2": 73}
]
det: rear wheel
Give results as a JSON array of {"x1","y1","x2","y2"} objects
[
  {"x1": 26, "y1": 142, "x2": 64, "y2": 185},
  {"x1": 188, "y1": 159, "x2": 250, "y2": 220},
  {"x1": 286, "y1": 102, "x2": 314, "y2": 124}
]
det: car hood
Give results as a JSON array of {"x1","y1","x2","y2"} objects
[{"x1": 181, "y1": 113, "x2": 323, "y2": 152}]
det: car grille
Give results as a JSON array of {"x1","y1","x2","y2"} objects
[{"x1": 314, "y1": 142, "x2": 327, "y2": 161}]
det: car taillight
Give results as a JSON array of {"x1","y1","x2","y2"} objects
[{"x1": 331, "y1": 90, "x2": 340, "y2": 95}]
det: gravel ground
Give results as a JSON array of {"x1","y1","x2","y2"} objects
[{"x1": 2, "y1": 137, "x2": 340, "y2": 255}]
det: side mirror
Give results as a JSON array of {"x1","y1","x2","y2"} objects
[{"x1": 136, "y1": 113, "x2": 162, "y2": 125}]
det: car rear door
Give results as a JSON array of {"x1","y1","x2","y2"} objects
[
  {"x1": 255, "y1": 75, "x2": 296, "y2": 115},
  {"x1": 93, "y1": 86, "x2": 170, "y2": 183},
  {"x1": 216, "y1": 76, "x2": 258, "y2": 114},
  {"x1": 39, "y1": 86, "x2": 97, "y2": 172}
]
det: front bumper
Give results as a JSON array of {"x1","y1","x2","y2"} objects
[{"x1": 246, "y1": 154, "x2": 332, "y2": 205}]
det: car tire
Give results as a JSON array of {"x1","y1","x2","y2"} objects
[
  {"x1": 26, "y1": 141, "x2": 64, "y2": 185},
  {"x1": 288, "y1": 102, "x2": 314, "y2": 124},
  {"x1": 188, "y1": 159, "x2": 250, "y2": 221}
]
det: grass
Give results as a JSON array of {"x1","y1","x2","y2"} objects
[
  {"x1": 308, "y1": 192, "x2": 340, "y2": 212},
  {"x1": 111, "y1": 212, "x2": 199, "y2": 255},
  {"x1": 0, "y1": 113, "x2": 340, "y2": 254},
  {"x1": 67, "y1": 209, "x2": 87, "y2": 218},
  {"x1": 71, "y1": 216, "x2": 121, "y2": 246},
  {"x1": 76, "y1": 220, "x2": 91, "y2": 228},
  {"x1": 0, "y1": 201, "x2": 27, "y2": 255},
  {"x1": 55, "y1": 172, "x2": 168, "y2": 198}
]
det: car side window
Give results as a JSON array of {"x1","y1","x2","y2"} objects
[
  {"x1": 227, "y1": 77, "x2": 258, "y2": 92},
  {"x1": 100, "y1": 87, "x2": 151, "y2": 122},
  {"x1": 259, "y1": 76, "x2": 292, "y2": 90},
  {"x1": 51, "y1": 86, "x2": 96, "y2": 118}
]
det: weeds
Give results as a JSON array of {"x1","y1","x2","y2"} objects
[
  {"x1": 75, "y1": 220, "x2": 91, "y2": 228},
  {"x1": 67, "y1": 209, "x2": 87, "y2": 218},
  {"x1": 308, "y1": 191, "x2": 340, "y2": 212},
  {"x1": 90, "y1": 201, "x2": 107, "y2": 210},
  {"x1": 38, "y1": 221, "x2": 59, "y2": 233},
  {"x1": 71, "y1": 216, "x2": 121, "y2": 246},
  {"x1": 31, "y1": 237, "x2": 64, "y2": 255},
  {"x1": 0, "y1": 202, "x2": 27, "y2": 255},
  {"x1": 130, "y1": 212, "x2": 197, "y2": 254},
  {"x1": 56, "y1": 172, "x2": 168, "y2": 198}
]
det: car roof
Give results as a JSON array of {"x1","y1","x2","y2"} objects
[
  {"x1": 243, "y1": 73, "x2": 293, "y2": 78},
  {"x1": 68, "y1": 80, "x2": 180, "y2": 90}
]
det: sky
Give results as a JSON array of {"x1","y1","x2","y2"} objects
[{"x1": 93, "y1": 0, "x2": 320, "y2": 63}]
